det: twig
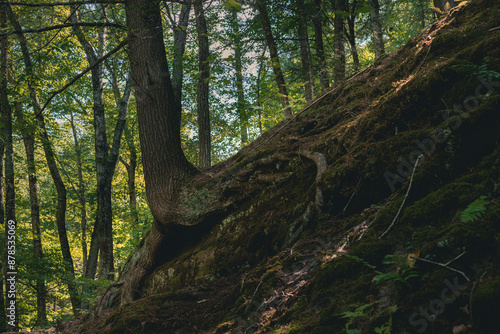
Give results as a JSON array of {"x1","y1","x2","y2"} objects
[
  {"x1": 338, "y1": 177, "x2": 361, "y2": 216},
  {"x1": 470, "y1": 271, "x2": 487, "y2": 325},
  {"x1": 379, "y1": 155, "x2": 421, "y2": 238},
  {"x1": 489, "y1": 26, "x2": 500, "y2": 32},
  {"x1": 409, "y1": 250, "x2": 469, "y2": 282},
  {"x1": 37, "y1": 39, "x2": 127, "y2": 116}
]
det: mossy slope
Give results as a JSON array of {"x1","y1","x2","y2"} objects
[{"x1": 67, "y1": 1, "x2": 500, "y2": 333}]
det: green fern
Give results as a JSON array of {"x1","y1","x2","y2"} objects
[{"x1": 460, "y1": 196, "x2": 489, "y2": 223}]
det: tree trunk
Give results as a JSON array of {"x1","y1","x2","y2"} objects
[
  {"x1": 195, "y1": 1, "x2": 212, "y2": 168},
  {"x1": 333, "y1": 0, "x2": 346, "y2": 84},
  {"x1": 346, "y1": 0, "x2": 360, "y2": 72},
  {"x1": 232, "y1": 9, "x2": 248, "y2": 145},
  {"x1": 370, "y1": 0, "x2": 385, "y2": 59},
  {"x1": 313, "y1": 0, "x2": 330, "y2": 92},
  {"x1": 256, "y1": 0, "x2": 293, "y2": 118},
  {"x1": 297, "y1": 0, "x2": 316, "y2": 104},
  {"x1": 433, "y1": 0, "x2": 457, "y2": 17},
  {"x1": 69, "y1": 110, "x2": 88, "y2": 275},
  {"x1": 1, "y1": 5, "x2": 16, "y2": 329},
  {"x1": 71, "y1": 5, "x2": 131, "y2": 281},
  {"x1": 126, "y1": 0, "x2": 197, "y2": 227},
  {"x1": 15, "y1": 103, "x2": 47, "y2": 327},
  {"x1": 6, "y1": 4, "x2": 80, "y2": 316},
  {"x1": 169, "y1": 1, "x2": 191, "y2": 110},
  {"x1": 120, "y1": 123, "x2": 139, "y2": 229}
]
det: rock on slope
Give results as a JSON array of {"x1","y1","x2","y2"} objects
[{"x1": 66, "y1": 0, "x2": 500, "y2": 333}]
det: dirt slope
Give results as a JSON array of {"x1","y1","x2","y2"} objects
[{"x1": 65, "y1": 0, "x2": 500, "y2": 333}]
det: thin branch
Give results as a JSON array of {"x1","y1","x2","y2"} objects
[
  {"x1": 379, "y1": 155, "x2": 421, "y2": 239},
  {"x1": 37, "y1": 39, "x2": 127, "y2": 116},
  {"x1": 1, "y1": 22, "x2": 124, "y2": 40},
  {"x1": 410, "y1": 250, "x2": 469, "y2": 282},
  {"x1": 338, "y1": 177, "x2": 362, "y2": 216},
  {"x1": 0, "y1": 1, "x2": 124, "y2": 7}
]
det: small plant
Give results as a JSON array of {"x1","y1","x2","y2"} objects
[
  {"x1": 373, "y1": 254, "x2": 420, "y2": 289},
  {"x1": 460, "y1": 195, "x2": 489, "y2": 223},
  {"x1": 373, "y1": 305, "x2": 397, "y2": 334},
  {"x1": 340, "y1": 303, "x2": 373, "y2": 334}
]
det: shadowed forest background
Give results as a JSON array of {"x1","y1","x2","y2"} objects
[{"x1": 1, "y1": 0, "x2": 499, "y2": 333}]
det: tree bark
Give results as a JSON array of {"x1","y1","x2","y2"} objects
[
  {"x1": 6, "y1": 3, "x2": 80, "y2": 316},
  {"x1": 345, "y1": 0, "x2": 360, "y2": 72},
  {"x1": 69, "y1": 110, "x2": 88, "y2": 275},
  {"x1": 194, "y1": 0, "x2": 211, "y2": 168},
  {"x1": 297, "y1": 0, "x2": 316, "y2": 104},
  {"x1": 313, "y1": 0, "x2": 329, "y2": 92},
  {"x1": 15, "y1": 103, "x2": 47, "y2": 327},
  {"x1": 231, "y1": 9, "x2": 248, "y2": 145},
  {"x1": 120, "y1": 122, "x2": 139, "y2": 229},
  {"x1": 333, "y1": 0, "x2": 346, "y2": 84},
  {"x1": 370, "y1": 0, "x2": 385, "y2": 59},
  {"x1": 168, "y1": 1, "x2": 191, "y2": 110},
  {"x1": 256, "y1": 0, "x2": 293, "y2": 118},
  {"x1": 126, "y1": 0, "x2": 197, "y2": 227},
  {"x1": 1, "y1": 4, "x2": 16, "y2": 330}
]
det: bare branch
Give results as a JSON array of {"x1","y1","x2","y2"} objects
[
  {"x1": 0, "y1": 1, "x2": 124, "y2": 7},
  {"x1": 1, "y1": 22, "x2": 124, "y2": 40},
  {"x1": 37, "y1": 39, "x2": 127, "y2": 116}
]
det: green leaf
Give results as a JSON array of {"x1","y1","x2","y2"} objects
[
  {"x1": 358, "y1": 5, "x2": 374, "y2": 14},
  {"x1": 225, "y1": 0, "x2": 242, "y2": 10},
  {"x1": 334, "y1": 10, "x2": 351, "y2": 18},
  {"x1": 460, "y1": 196, "x2": 489, "y2": 222},
  {"x1": 223, "y1": 55, "x2": 236, "y2": 62}
]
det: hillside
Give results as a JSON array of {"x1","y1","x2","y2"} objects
[{"x1": 63, "y1": 0, "x2": 500, "y2": 333}]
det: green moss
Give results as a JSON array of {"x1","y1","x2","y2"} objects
[{"x1": 472, "y1": 277, "x2": 500, "y2": 333}]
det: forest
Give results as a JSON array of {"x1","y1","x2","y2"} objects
[{"x1": 0, "y1": 0, "x2": 499, "y2": 333}]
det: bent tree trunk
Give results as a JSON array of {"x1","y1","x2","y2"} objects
[{"x1": 116, "y1": 0, "x2": 198, "y2": 306}]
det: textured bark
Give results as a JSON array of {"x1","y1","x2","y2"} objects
[
  {"x1": 69, "y1": 110, "x2": 88, "y2": 275},
  {"x1": 6, "y1": 4, "x2": 80, "y2": 316},
  {"x1": 1, "y1": 5, "x2": 16, "y2": 330},
  {"x1": 433, "y1": 0, "x2": 457, "y2": 17},
  {"x1": 126, "y1": 0, "x2": 196, "y2": 227},
  {"x1": 15, "y1": 103, "x2": 47, "y2": 326},
  {"x1": 297, "y1": 0, "x2": 316, "y2": 104},
  {"x1": 313, "y1": 0, "x2": 329, "y2": 92},
  {"x1": 120, "y1": 123, "x2": 139, "y2": 229},
  {"x1": 333, "y1": 0, "x2": 346, "y2": 84},
  {"x1": 370, "y1": 0, "x2": 385, "y2": 59},
  {"x1": 195, "y1": 1, "x2": 211, "y2": 168},
  {"x1": 232, "y1": 9, "x2": 248, "y2": 145},
  {"x1": 256, "y1": 0, "x2": 293, "y2": 118},
  {"x1": 169, "y1": 1, "x2": 191, "y2": 110},
  {"x1": 345, "y1": 0, "x2": 360, "y2": 71}
]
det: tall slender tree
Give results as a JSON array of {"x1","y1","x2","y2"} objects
[
  {"x1": 256, "y1": 0, "x2": 293, "y2": 118},
  {"x1": 370, "y1": 0, "x2": 385, "y2": 59},
  {"x1": 6, "y1": 4, "x2": 80, "y2": 316},
  {"x1": 297, "y1": 0, "x2": 316, "y2": 104},
  {"x1": 15, "y1": 103, "x2": 47, "y2": 326},
  {"x1": 0, "y1": 3, "x2": 16, "y2": 330},
  {"x1": 333, "y1": 0, "x2": 347, "y2": 83},
  {"x1": 70, "y1": 3, "x2": 131, "y2": 280},
  {"x1": 313, "y1": 0, "x2": 330, "y2": 92},
  {"x1": 231, "y1": 8, "x2": 248, "y2": 145},
  {"x1": 195, "y1": 0, "x2": 211, "y2": 168},
  {"x1": 345, "y1": 0, "x2": 360, "y2": 71},
  {"x1": 166, "y1": 1, "x2": 192, "y2": 111}
]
